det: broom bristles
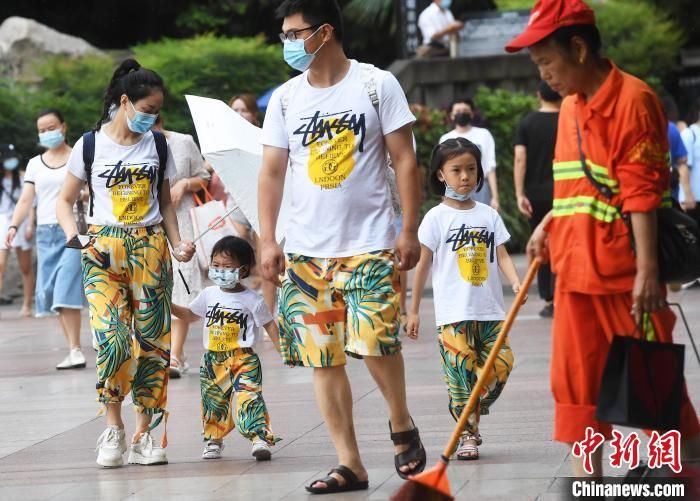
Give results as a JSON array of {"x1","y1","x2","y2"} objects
[
  {"x1": 390, "y1": 481, "x2": 454, "y2": 501},
  {"x1": 390, "y1": 461, "x2": 452, "y2": 501}
]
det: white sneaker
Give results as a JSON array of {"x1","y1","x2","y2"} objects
[
  {"x1": 96, "y1": 426, "x2": 127, "y2": 468},
  {"x1": 202, "y1": 440, "x2": 224, "y2": 459},
  {"x1": 251, "y1": 438, "x2": 271, "y2": 461},
  {"x1": 56, "y1": 348, "x2": 86, "y2": 370},
  {"x1": 168, "y1": 356, "x2": 189, "y2": 379},
  {"x1": 128, "y1": 431, "x2": 168, "y2": 465}
]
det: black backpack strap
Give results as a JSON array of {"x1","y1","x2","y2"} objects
[
  {"x1": 151, "y1": 130, "x2": 168, "y2": 193},
  {"x1": 82, "y1": 131, "x2": 96, "y2": 217}
]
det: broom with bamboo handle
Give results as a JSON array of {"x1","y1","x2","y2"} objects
[{"x1": 391, "y1": 259, "x2": 541, "y2": 501}]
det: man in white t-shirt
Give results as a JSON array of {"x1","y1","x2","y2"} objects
[
  {"x1": 440, "y1": 98, "x2": 500, "y2": 210},
  {"x1": 417, "y1": 0, "x2": 464, "y2": 58},
  {"x1": 258, "y1": 0, "x2": 424, "y2": 494}
]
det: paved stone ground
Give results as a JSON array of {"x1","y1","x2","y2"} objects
[{"x1": 1, "y1": 257, "x2": 699, "y2": 500}]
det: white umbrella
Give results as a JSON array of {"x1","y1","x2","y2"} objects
[{"x1": 185, "y1": 94, "x2": 291, "y2": 243}]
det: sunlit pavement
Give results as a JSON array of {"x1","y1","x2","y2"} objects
[{"x1": 1, "y1": 256, "x2": 699, "y2": 500}]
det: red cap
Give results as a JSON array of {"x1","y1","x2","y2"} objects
[{"x1": 505, "y1": 0, "x2": 596, "y2": 53}]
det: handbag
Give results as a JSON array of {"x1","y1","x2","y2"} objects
[
  {"x1": 189, "y1": 180, "x2": 239, "y2": 269},
  {"x1": 596, "y1": 316, "x2": 685, "y2": 430},
  {"x1": 575, "y1": 119, "x2": 700, "y2": 283}
]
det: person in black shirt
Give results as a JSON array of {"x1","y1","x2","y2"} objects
[{"x1": 514, "y1": 81, "x2": 561, "y2": 317}]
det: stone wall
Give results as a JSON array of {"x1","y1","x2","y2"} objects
[{"x1": 388, "y1": 53, "x2": 540, "y2": 108}]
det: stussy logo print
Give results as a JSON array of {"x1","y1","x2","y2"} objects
[
  {"x1": 294, "y1": 110, "x2": 366, "y2": 190},
  {"x1": 447, "y1": 224, "x2": 496, "y2": 286},
  {"x1": 98, "y1": 161, "x2": 157, "y2": 225}
]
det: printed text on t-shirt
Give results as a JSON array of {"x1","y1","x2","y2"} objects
[{"x1": 294, "y1": 110, "x2": 367, "y2": 152}]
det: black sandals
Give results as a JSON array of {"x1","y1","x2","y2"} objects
[
  {"x1": 389, "y1": 418, "x2": 427, "y2": 479},
  {"x1": 305, "y1": 465, "x2": 369, "y2": 495}
]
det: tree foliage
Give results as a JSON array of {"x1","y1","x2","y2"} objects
[
  {"x1": 594, "y1": 0, "x2": 685, "y2": 90},
  {"x1": 133, "y1": 35, "x2": 289, "y2": 134},
  {"x1": 0, "y1": 35, "x2": 289, "y2": 162}
]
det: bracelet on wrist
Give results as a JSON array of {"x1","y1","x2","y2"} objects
[{"x1": 8, "y1": 225, "x2": 17, "y2": 232}]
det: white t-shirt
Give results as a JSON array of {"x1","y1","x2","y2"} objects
[
  {"x1": 67, "y1": 131, "x2": 176, "y2": 227},
  {"x1": 189, "y1": 286, "x2": 273, "y2": 351},
  {"x1": 440, "y1": 127, "x2": 497, "y2": 175},
  {"x1": 261, "y1": 59, "x2": 415, "y2": 258},
  {"x1": 418, "y1": 2, "x2": 456, "y2": 46},
  {"x1": 24, "y1": 155, "x2": 70, "y2": 225},
  {"x1": 418, "y1": 202, "x2": 510, "y2": 325}
]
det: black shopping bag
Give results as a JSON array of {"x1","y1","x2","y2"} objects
[{"x1": 596, "y1": 335, "x2": 685, "y2": 430}]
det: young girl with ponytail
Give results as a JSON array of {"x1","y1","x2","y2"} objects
[{"x1": 56, "y1": 59, "x2": 196, "y2": 468}]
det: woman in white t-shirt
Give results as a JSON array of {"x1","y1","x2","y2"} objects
[
  {"x1": 56, "y1": 59, "x2": 195, "y2": 469},
  {"x1": 0, "y1": 144, "x2": 34, "y2": 316},
  {"x1": 6, "y1": 110, "x2": 87, "y2": 368},
  {"x1": 406, "y1": 138, "x2": 523, "y2": 461}
]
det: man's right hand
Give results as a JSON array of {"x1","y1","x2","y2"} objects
[
  {"x1": 260, "y1": 239, "x2": 285, "y2": 287},
  {"x1": 526, "y1": 220, "x2": 550, "y2": 264},
  {"x1": 517, "y1": 195, "x2": 533, "y2": 218}
]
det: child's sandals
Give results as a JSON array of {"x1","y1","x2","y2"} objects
[{"x1": 456, "y1": 433, "x2": 481, "y2": 460}]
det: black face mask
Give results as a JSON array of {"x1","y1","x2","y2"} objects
[{"x1": 454, "y1": 112, "x2": 472, "y2": 127}]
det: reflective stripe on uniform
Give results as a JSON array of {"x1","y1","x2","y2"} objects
[
  {"x1": 552, "y1": 196, "x2": 621, "y2": 223},
  {"x1": 661, "y1": 190, "x2": 673, "y2": 208},
  {"x1": 553, "y1": 160, "x2": 619, "y2": 192}
]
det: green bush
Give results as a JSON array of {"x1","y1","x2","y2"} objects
[
  {"x1": 595, "y1": 0, "x2": 684, "y2": 90},
  {"x1": 0, "y1": 81, "x2": 38, "y2": 162},
  {"x1": 1, "y1": 35, "x2": 290, "y2": 161},
  {"x1": 31, "y1": 54, "x2": 116, "y2": 144},
  {"x1": 133, "y1": 35, "x2": 290, "y2": 134}
]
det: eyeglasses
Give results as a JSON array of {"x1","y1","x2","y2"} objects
[{"x1": 278, "y1": 24, "x2": 321, "y2": 43}]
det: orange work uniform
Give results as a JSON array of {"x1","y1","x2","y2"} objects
[{"x1": 548, "y1": 62, "x2": 700, "y2": 443}]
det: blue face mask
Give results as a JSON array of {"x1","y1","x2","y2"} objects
[
  {"x1": 126, "y1": 101, "x2": 158, "y2": 134},
  {"x1": 441, "y1": 0, "x2": 452, "y2": 10},
  {"x1": 38, "y1": 130, "x2": 65, "y2": 149},
  {"x1": 208, "y1": 267, "x2": 241, "y2": 289},
  {"x1": 283, "y1": 26, "x2": 325, "y2": 72},
  {"x1": 444, "y1": 182, "x2": 471, "y2": 202},
  {"x1": 3, "y1": 158, "x2": 19, "y2": 170}
]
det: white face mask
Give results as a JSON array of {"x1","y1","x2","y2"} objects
[{"x1": 208, "y1": 267, "x2": 240, "y2": 288}]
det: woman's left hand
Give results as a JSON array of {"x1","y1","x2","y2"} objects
[
  {"x1": 631, "y1": 269, "x2": 665, "y2": 324},
  {"x1": 173, "y1": 240, "x2": 196, "y2": 263},
  {"x1": 24, "y1": 225, "x2": 34, "y2": 241}
]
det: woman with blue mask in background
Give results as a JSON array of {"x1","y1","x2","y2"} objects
[
  {"x1": 6, "y1": 110, "x2": 87, "y2": 370},
  {"x1": 0, "y1": 143, "x2": 35, "y2": 317}
]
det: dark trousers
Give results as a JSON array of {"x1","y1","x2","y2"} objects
[{"x1": 530, "y1": 199, "x2": 555, "y2": 302}]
